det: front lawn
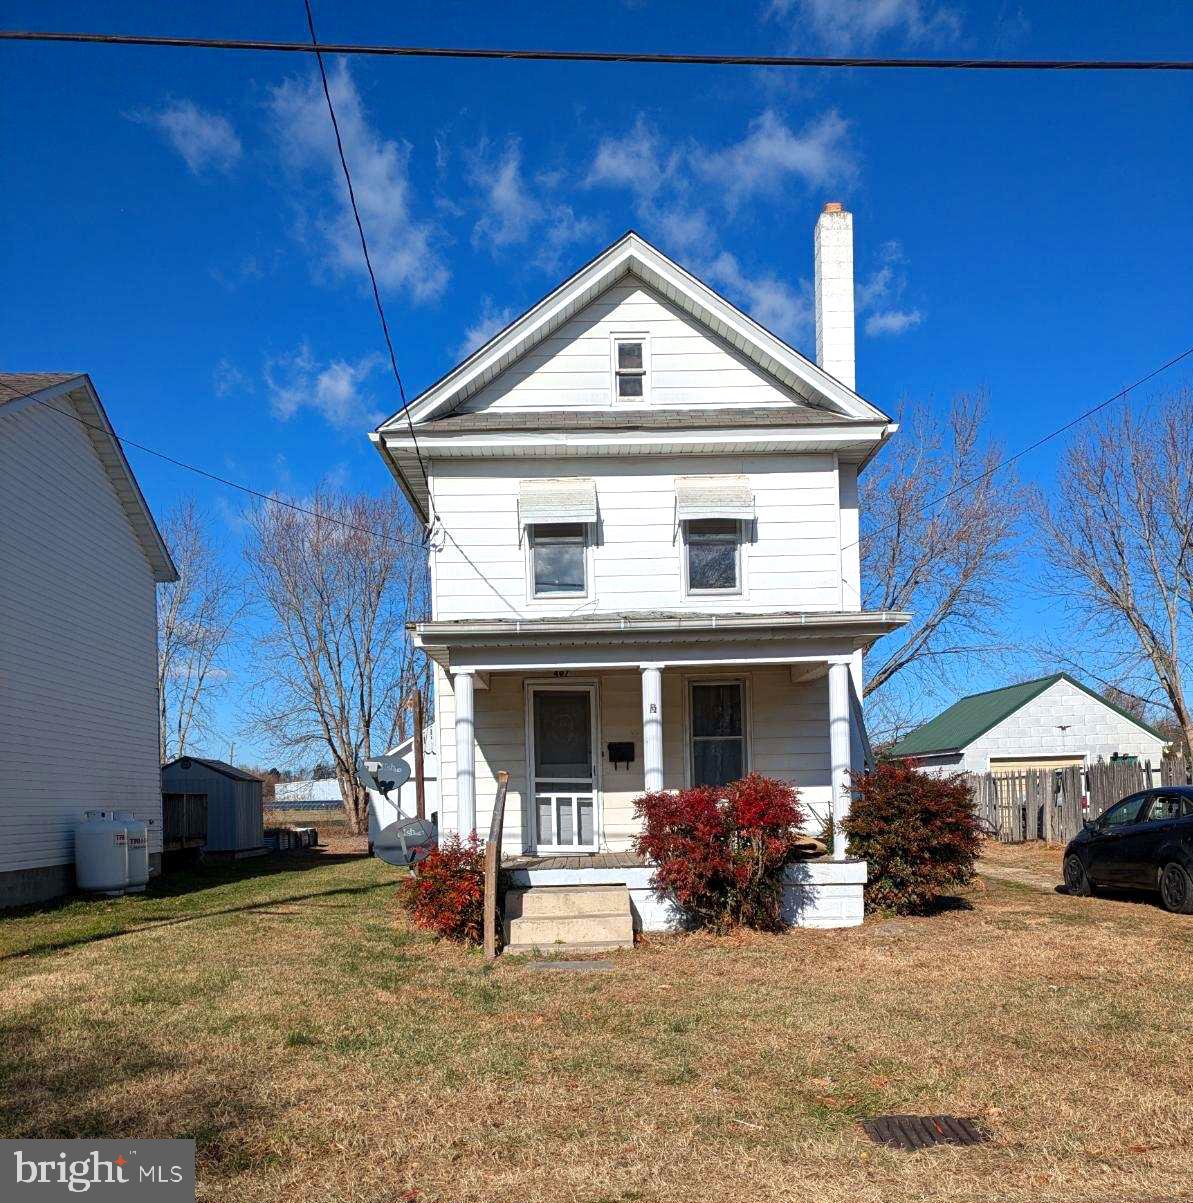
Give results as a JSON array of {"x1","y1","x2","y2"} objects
[{"x1": 1, "y1": 848, "x2": 1190, "y2": 1203}]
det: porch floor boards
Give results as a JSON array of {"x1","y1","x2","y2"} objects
[{"x1": 502, "y1": 852, "x2": 649, "y2": 871}]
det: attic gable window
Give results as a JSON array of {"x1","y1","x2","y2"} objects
[{"x1": 613, "y1": 335, "x2": 647, "y2": 402}]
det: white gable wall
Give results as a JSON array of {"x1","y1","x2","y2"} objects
[
  {"x1": 0, "y1": 401, "x2": 163, "y2": 900},
  {"x1": 956, "y1": 678, "x2": 1167, "y2": 773},
  {"x1": 457, "y1": 279, "x2": 808, "y2": 414},
  {"x1": 430, "y1": 452, "x2": 845, "y2": 620}
]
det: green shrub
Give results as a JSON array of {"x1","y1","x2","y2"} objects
[{"x1": 844, "y1": 761, "x2": 982, "y2": 914}]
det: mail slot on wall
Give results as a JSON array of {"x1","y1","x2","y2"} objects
[{"x1": 607, "y1": 741, "x2": 635, "y2": 769}]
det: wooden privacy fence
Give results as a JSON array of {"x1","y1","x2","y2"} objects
[{"x1": 970, "y1": 753, "x2": 1190, "y2": 845}]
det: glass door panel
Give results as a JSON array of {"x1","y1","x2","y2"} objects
[{"x1": 531, "y1": 689, "x2": 597, "y2": 852}]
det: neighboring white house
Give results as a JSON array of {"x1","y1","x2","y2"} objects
[
  {"x1": 887, "y1": 673, "x2": 1168, "y2": 774},
  {"x1": 0, "y1": 373, "x2": 177, "y2": 906},
  {"x1": 369, "y1": 208, "x2": 909, "y2": 935}
]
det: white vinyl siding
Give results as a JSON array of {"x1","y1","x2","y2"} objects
[
  {"x1": 0, "y1": 401, "x2": 163, "y2": 874},
  {"x1": 436, "y1": 664, "x2": 833, "y2": 852},
  {"x1": 458, "y1": 280, "x2": 807, "y2": 412},
  {"x1": 430, "y1": 453, "x2": 841, "y2": 620}
]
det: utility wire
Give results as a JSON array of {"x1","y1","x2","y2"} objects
[
  {"x1": 40, "y1": 399, "x2": 426, "y2": 552},
  {"x1": 2, "y1": 30, "x2": 1192, "y2": 70},
  {"x1": 844, "y1": 343, "x2": 1193, "y2": 555},
  {"x1": 301, "y1": 0, "x2": 434, "y2": 524}
]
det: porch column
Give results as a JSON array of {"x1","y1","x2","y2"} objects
[
  {"x1": 828, "y1": 658, "x2": 852, "y2": 861},
  {"x1": 641, "y1": 663, "x2": 664, "y2": 792},
  {"x1": 452, "y1": 669, "x2": 476, "y2": 837}
]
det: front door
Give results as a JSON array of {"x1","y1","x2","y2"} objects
[{"x1": 529, "y1": 687, "x2": 598, "y2": 853}]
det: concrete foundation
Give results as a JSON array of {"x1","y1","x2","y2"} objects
[
  {"x1": 503, "y1": 857, "x2": 868, "y2": 932},
  {"x1": 0, "y1": 852, "x2": 163, "y2": 910}
]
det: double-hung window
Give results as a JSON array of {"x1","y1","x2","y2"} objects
[
  {"x1": 530, "y1": 523, "x2": 587, "y2": 597},
  {"x1": 613, "y1": 336, "x2": 646, "y2": 401},
  {"x1": 684, "y1": 519, "x2": 741, "y2": 593},
  {"x1": 690, "y1": 680, "x2": 747, "y2": 787}
]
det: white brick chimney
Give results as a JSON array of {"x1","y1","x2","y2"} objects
[{"x1": 814, "y1": 201, "x2": 856, "y2": 391}]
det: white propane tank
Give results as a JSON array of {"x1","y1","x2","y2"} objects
[
  {"x1": 115, "y1": 810, "x2": 150, "y2": 893},
  {"x1": 75, "y1": 810, "x2": 128, "y2": 895}
]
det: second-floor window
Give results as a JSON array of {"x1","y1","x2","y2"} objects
[
  {"x1": 530, "y1": 523, "x2": 587, "y2": 596},
  {"x1": 613, "y1": 335, "x2": 647, "y2": 401},
  {"x1": 684, "y1": 519, "x2": 741, "y2": 593}
]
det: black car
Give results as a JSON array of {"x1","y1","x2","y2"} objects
[{"x1": 1063, "y1": 786, "x2": 1193, "y2": 913}]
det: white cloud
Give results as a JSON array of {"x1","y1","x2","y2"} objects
[
  {"x1": 264, "y1": 343, "x2": 385, "y2": 431},
  {"x1": 865, "y1": 309, "x2": 923, "y2": 336},
  {"x1": 268, "y1": 60, "x2": 447, "y2": 302},
  {"x1": 856, "y1": 240, "x2": 925, "y2": 337},
  {"x1": 765, "y1": 0, "x2": 962, "y2": 50},
  {"x1": 693, "y1": 110, "x2": 853, "y2": 209},
  {"x1": 213, "y1": 358, "x2": 250, "y2": 397},
  {"x1": 704, "y1": 251, "x2": 813, "y2": 343},
  {"x1": 456, "y1": 297, "x2": 516, "y2": 360},
  {"x1": 470, "y1": 139, "x2": 600, "y2": 271},
  {"x1": 132, "y1": 99, "x2": 242, "y2": 175}
]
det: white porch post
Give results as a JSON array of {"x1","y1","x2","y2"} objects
[
  {"x1": 641, "y1": 663, "x2": 664, "y2": 792},
  {"x1": 828, "y1": 658, "x2": 852, "y2": 861},
  {"x1": 452, "y1": 669, "x2": 477, "y2": 837}
]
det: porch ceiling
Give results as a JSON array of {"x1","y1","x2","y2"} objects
[{"x1": 411, "y1": 608, "x2": 910, "y2": 671}]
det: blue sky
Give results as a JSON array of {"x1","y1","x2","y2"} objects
[{"x1": 4, "y1": 1, "x2": 1192, "y2": 761}]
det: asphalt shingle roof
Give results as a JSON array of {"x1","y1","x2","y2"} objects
[
  {"x1": 887, "y1": 672, "x2": 1164, "y2": 758},
  {"x1": 0, "y1": 372, "x2": 82, "y2": 406},
  {"x1": 423, "y1": 406, "x2": 844, "y2": 433},
  {"x1": 162, "y1": 756, "x2": 262, "y2": 783}
]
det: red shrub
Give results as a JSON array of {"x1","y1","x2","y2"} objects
[
  {"x1": 843, "y1": 760, "x2": 982, "y2": 914},
  {"x1": 633, "y1": 774, "x2": 807, "y2": 931},
  {"x1": 397, "y1": 834, "x2": 485, "y2": 942}
]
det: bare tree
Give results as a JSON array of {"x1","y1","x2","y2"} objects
[
  {"x1": 861, "y1": 392, "x2": 1026, "y2": 700},
  {"x1": 243, "y1": 489, "x2": 428, "y2": 833},
  {"x1": 158, "y1": 500, "x2": 245, "y2": 760},
  {"x1": 1039, "y1": 389, "x2": 1193, "y2": 756}
]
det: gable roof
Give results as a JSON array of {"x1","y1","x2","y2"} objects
[
  {"x1": 162, "y1": 756, "x2": 262, "y2": 783},
  {"x1": 377, "y1": 230, "x2": 891, "y2": 433},
  {"x1": 1, "y1": 372, "x2": 177, "y2": 583},
  {"x1": 887, "y1": 673, "x2": 1165, "y2": 759}
]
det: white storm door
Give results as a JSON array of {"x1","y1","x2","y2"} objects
[{"x1": 529, "y1": 686, "x2": 598, "y2": 853}]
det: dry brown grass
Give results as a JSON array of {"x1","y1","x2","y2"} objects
[
  {"x1": 2, "y1": 850, "x2": 1191, "y2": 1203},
  {"x1": 979, "y1": 839, "x2": 1067, "y2": 879}
]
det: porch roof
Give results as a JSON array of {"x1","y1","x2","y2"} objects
[{"x1": 412, "y1": 608, "x2": 910, "y2": 671}]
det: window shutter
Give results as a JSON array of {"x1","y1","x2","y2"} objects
[
  {"x1": 674, "y1": 475, "x2": 754, "y2": 521},
  {"x1": 518, "y1": 478, "x2": 598, "y2": 526}
]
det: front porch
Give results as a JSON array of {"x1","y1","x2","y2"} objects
[{"x1": 415, "y1": 610, "x2": 905, "y2": 932}]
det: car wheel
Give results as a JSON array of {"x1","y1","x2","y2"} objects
[
  {"x1": 1159, "y1": 863, "x2": 1193, "y2": 914},
  {"x1": 1064, "y1": 855, "x2": 1094, "y2": 897}
]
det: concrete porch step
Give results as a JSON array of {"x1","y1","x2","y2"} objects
[
  {"x1": 503, "y1": 885, "x2": 634, "y2": 953},
  {"x1": 506, "y1": 883, "x2": 630, "y2": 919}
]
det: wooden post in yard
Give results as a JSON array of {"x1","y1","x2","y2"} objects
[
  {"x1": 484, "y1": 771, "x2": 510, "y2": 961},
  {"x1": 412, "y1": 687, "x2": 426, "y2": 821}
]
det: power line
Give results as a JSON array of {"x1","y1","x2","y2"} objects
[
  {"x1": 846, "y1": 343, "x2": 1193, "y2": 555},
  {"x1": 301, "y1": 0, "x2": 434, "y2": 524},
  {"x1": 40, "y1": 400, "x2": 426, "y2": 552},
  {"x1": 2, "y1": 30, "x2": 1191, "y2": 71}
]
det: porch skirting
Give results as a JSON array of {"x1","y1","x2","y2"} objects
[{"x1": 502, "y1": 856, "x2": 867, "y2": 931}]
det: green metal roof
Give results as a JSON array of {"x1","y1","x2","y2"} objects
[{"x1": 886, "y1": 672, "x2": 1164, "y2": 759}]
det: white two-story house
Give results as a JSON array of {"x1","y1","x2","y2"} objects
[{"x1": 370, "y1": 204, "x2": 909, "y2": 941}]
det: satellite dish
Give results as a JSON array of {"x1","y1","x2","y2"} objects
[
  {"x1": 358, "y1": 754, "x2": 412, "y2": 800},
  {"x1": 374, "y1": 817, "x2": 437, "y2": 867}
]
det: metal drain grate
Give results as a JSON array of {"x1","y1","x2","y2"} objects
[{"x1": 861, "y1": 1114, "x2": 989, "y2": 1151}]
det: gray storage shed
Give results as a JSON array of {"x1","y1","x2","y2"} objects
[{"x1": 160, "y1": 757, "x2": 266, "y2": 857}]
